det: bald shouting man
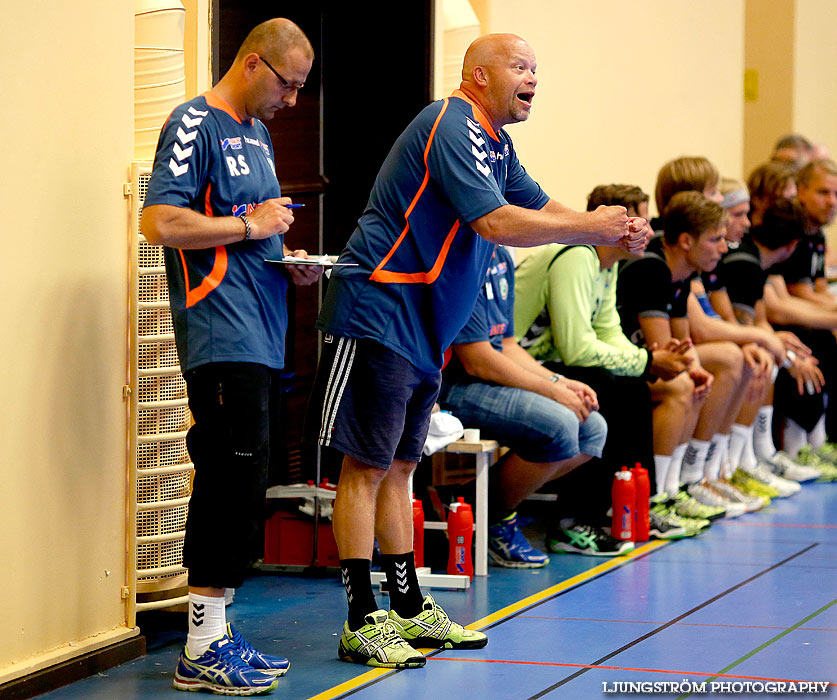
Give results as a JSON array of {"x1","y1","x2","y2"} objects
[{"x1": 307, "y1": 33, "x2": 649, "y2": 669}]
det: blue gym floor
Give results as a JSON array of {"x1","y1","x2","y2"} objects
[{"x1": 38, "y1": 483, "x2": 836, "y2": 700}]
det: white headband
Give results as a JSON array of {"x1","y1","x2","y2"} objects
[{"x1": 722, "y1": 188, "x2": 750, "y2": 210}]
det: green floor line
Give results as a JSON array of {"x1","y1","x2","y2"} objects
[{"x1": 676, "y1": 598, "x2": 837, "y2": 700}]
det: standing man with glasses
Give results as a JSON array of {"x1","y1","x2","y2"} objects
[{"x1": 141, "y1": 18, "x2": 321, "y2": 696}]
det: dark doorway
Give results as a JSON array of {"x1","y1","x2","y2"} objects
[{"x1": 216, "y1": 2, "x2": 433, "y2": 484}]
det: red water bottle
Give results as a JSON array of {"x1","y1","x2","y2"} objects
[
  {"x1": 412, "y1": 493, "x2": 425, "y2": 568},
  {"x1": 631, "y1": 462, "x2": 650, "y2": 542},
  {"x1": 446, "y1": 497, "x2": 474, "y2": 580},
  {"x1": 611, "y1": 467, "x2": 635, "y2": 541}
]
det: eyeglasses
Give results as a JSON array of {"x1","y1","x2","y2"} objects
[{"x1": 259, "y1": 55, "x2": 304, "y2": 90}]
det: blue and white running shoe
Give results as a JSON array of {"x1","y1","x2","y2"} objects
[
  {"x1": 227, "y1": 623, "x2": 290, "y2": 677},
  {"x1": 173, "y1": 635, "x2": 278, "y2": 695},
  {"x1": 487, "y1": 512, "x2": 549, "y2": 568}
]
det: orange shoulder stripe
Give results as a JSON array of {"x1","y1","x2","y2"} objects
[
  {"x1": 449, "y1": 89, "x2": 499, "y2": 142},
  {"x1": 203, "y1": 91, "x2": 253, "y2": 125},
  {"x1": 370, "y1": 98, "x2": 462, "y2": 285}
]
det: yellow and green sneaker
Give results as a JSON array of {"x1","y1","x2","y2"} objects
[
  {"x1": 732, "y1": 467, "x2": 780, "y2": 500},
  {"x1": 797, "y1": 446, "x2": 837, "y2": 482},
  {"x1": 338, "y1": 610, "x2": 425, "y2": 668},
  {"x1": 388, "y1": 595, "x2": 488, "y2": 650},
  {"x1": 813, "y1": 442, "x2": 837, "y2": 464},
  {"x1": 671, "y1": 489, "x2": 726, "y2": 521},
  {"x1": 650, "y1": 502, "x2": 708, "y2": 536}
]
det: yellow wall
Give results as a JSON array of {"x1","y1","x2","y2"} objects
[
  {"x1": 470, "y1": 1, "x2": 745, "y2": 218},
  {"x1": 0, "y1": 2, "x2": 136, "y2": 682},
  {"x1": 183, "y1": 0, "x2": 212, "y2": 97},
  {"x1": 793, "y1": 0, "x2": 837, "y2": 159},
  {"x1": 792, "y1": 0, "x2": 837, "y2": 251},
  {"x1": 743, "y1": 0, "x2": 794, "y2": 176}
]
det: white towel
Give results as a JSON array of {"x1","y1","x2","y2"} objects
[{"x1": 422, "y1": 411, "x2": 465, "y2": 456}]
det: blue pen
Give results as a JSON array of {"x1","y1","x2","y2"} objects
[{"x1": 286, "y1": 203, "x2": 305, "y2": 209}]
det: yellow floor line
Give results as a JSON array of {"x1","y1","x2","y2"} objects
[
  {"x1": 306, "y1": 667, "x2": 395, "y2": 700},
  {"x1": 307, "y1": 540, "x2": 668, "y2": 700}
]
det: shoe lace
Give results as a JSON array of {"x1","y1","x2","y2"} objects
[
  {"x1": 232, "y1": 631, "x2": 258, "y2": 658},
  {"x1": 568, "y1": 523, "x2": 597, "y2": 538},
  {"x1": 496, "y1": 521, "x2": 533, "y2": 550},
  {"x1": 213, "y1": 640, "x2": 256, "y2": 671},
  {"x1": 380, "y1": 619, "x2": 410, "y2": 645},
  {"x1": 589, "y1": 525, "x2": 617, "y2": 544},
  {"x1": 427, "y1": 601, "x2": 449, "y2": 623}
]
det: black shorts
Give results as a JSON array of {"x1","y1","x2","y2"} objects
[
  {"x1": 182, "y1": 362, "x2": 279, "y2": 589},
  {"x1": 307, "y1": 335, "x2": 441, "y2": 469}
]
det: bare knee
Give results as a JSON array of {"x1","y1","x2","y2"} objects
[
  {"x1": 340, "y1": 455, "x2": 388, "y2": 489},
  {"x1": 388, "y1": 458, "x2": 417, "y2": 482},
  {"x1": 652, "y1": 372, "x2": 695, "y2": 408},
  {"x1": 698, "y1": 341, "x2": 744, "y2": 377}
]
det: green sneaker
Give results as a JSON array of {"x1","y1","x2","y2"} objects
[
  {"x1": 671, "y1": 489, "x2": 726, "y2": 521},
  {"x1": 797, "y1": 446, "x2": 837, "y2": 482},
  {"x1": 732, "y1": 467, "x2": 780, "y2": 499},
  {"x1": 648, "y1": 508, "x2": 688, "y2": 539},
  {"x1": 815, "y1": 461, "x2": 837, "y2": 482},
  {"x1": 725, "y1": 472, "x2": 772, "y2": 505},
  {"x1": 814, "y1": 442, "x2": 837, "y2": 464},
  {"x1": 650, "y1": 501, "x2": 709, "y2": 536},
  {"x1": 338, "y1": 610, "x2": 425, "y2": 668},
  {"x1": 388, "y1": 595, "x2": 487, "y2": 650}
]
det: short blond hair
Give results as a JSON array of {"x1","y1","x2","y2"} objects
[
  {"x1": 797, "y1": 159, "x2": 837, "y2": 188},
  {"x1": 747, "y1": 161, "x2": 795, "y2": 201},
  {"x1": 236, "y1": 18, "x2": 313, "y2": 63},
  {"x1": 655, "y1": 156, "x2": 719, "y2": 214},
  {"x1": 662, "y1": 191, "x2": 725, "y2": 245}
]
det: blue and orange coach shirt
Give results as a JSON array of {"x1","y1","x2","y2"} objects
[
  {"x1": 144, "y1": 94, "x2": 288, "y2": 372},
  {"x1": 318, "y1": 91, "x2": 549, "y2": 372},
  {"x1": 442, "y1": 245, "x2": 517, "y2": 385}
]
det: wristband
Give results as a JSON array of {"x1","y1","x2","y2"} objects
[
  {"x1": 241, "y1": 215, "x2": 252, "y2": 241},
  {"x1": 781, "y1": 349, "x2": 797, "y2": 369},
  {"x1": 641, "y1": 349, "x2": 656, "y2": 381},
  {"x1": 549, "y1": 373, "x2": 562, "y2": 383}
]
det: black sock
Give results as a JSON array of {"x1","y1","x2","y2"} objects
[
  {"x1": 381, "y1": 551, "x2": 424, "y2": 619},
  {"x1": 340, "y1": 559, "x2": 378, "y2": 631},
  {"x1": 488, "y1": 487, "x2": 515, "y2": 526},
  {"x1": 487, "y1": 461, "x2": 515, "y2": 525},
  {"x1": 488, "y1": 504, "x2": 515, "y2": 527}
]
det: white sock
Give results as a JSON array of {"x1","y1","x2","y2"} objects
[
  {"x1": 784, "y1": 417, "x2": 810, "y2": 456},
  {"x1": 681, "y1": 438, "x2": 710, "y2": 486},
  {"x1": 704, "y1": 434, "x2": 726, "y2": 482},
  {"x1": 728, "y1": 424, "x2": 747, "y2": 471},
  {"x1": 731, "y1": 423, "x2": 757, "y2": 470},
  {"x1": 186, "y1": 592, "x2": 227, "y2": 658},
  {"x1": 753, "y1": 406, "x2": 777, "y2": 460},
  {"x1": 719, "y1": 433, "x2": 737, "y2": 479},
  {"x1": 808, "y1": 414, "x2": 827, "y2": 450},
  {"x1": 665, "y1": 444, "x2": 688, "y2": 496},
  {"x1": 654, "y1": 454, "x2": 672, "y2": 496}
]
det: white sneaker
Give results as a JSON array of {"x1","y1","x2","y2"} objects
[
  {"x1": 688, "y1": 482, "x2": 748, "y2": 518},
  {"x1": 743, "y1": 462, "x2": 801, "y2": 498},
  {"x1": 764, "y1": 451, "x2": 822, "y2": 483},
  {"x1": 709, "y1": 480, "x2": 766, "y2": 512}
]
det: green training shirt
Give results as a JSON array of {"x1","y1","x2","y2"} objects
[{"x1": 513, "y1": 243, "x2": 649, "y2": 376}]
